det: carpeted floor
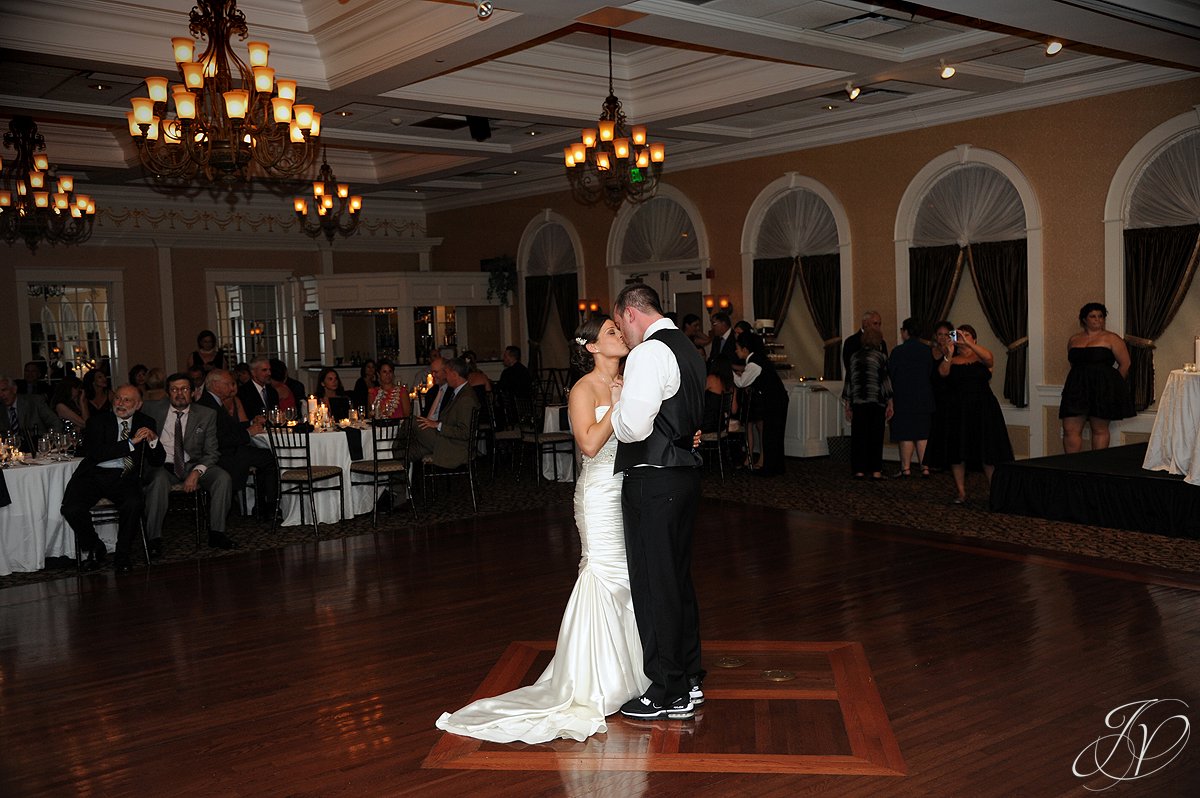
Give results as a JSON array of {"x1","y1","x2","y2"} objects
[{"x1": 4, "y1": 454, "x2": 1199, "y2": 590}]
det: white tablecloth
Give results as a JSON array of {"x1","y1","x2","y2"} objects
[
  {"x1": 1143, "y1": 369, "x2": 1200, "y2": 486},
  {"x1": 0, "y1": 458, "x2": 109, "y2": 575},
  {"x1": 541, "y1": 405, "x2": 575, "y2": 482},
  {"x1": 255, "y1": 428, "x2": 379, "y2": 526}
]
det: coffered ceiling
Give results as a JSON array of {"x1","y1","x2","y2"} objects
[{"x1": 1, "y1": 0, "x2": 1197, "y2": 213}]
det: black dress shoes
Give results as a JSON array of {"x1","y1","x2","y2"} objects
[
  {"x1": 208, "y1": 532, "x2": 239, "y2": 550},
  {"x1": 148, "y1": 539, "x2": 163, "y2": 559}
]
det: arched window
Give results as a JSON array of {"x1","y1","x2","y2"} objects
[
  {"x1": 609, "y1": 191, "x2": 707, "y2": 320},
  {"x1": 907, "y1": 163, "x2": 1030, "y2": 407},
  {"x1": 751, "y1": 187, "x2": 841, "y2": 378},
  {"x1": 1119, "y1": 129, "x2": 1200, "y2": 410},
  {"x1": 519, "y1": 216, "x2": 580, "y2": 372}
]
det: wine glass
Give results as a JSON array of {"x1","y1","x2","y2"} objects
[
  {"x1": 37, "y1": 434, "x2": 50, "y2": 461},
  {"x1": 285, "y1": 406, "x2": 296, "y2": 424}
]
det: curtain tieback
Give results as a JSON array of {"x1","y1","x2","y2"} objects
[
  {"x1": 1005, "y1": 337, "x2": 1029, "y2": 351},
  {"x1": 1124, "y1": 335, "x2": 1155, "y2": 349},
  {"x1": 823, "y1": 336, "x2": 842, "y2": 347}
]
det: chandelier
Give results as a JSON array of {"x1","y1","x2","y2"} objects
[
  {"x1": 564, "y1": 31, "x2": 665, "y2": 209},
  {"x1": 1, "y1": 117, "x2": 96, "y2": 251},
  {"x1": 127, "y1": 0, "x2": 320, "y2": 184},
  {"x1": 293, "y1": 147, "x2": 362, "y2": 243}
]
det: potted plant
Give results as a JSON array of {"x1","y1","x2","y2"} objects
[{"x1": 482, "y1": 255, "x2": 517, "y2": 307}]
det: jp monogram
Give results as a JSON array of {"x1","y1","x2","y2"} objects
[{"x1": 1072, "y1": 698, "x2": 1190, "y2": 791}]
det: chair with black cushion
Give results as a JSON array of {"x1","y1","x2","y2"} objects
[
  {"x1": 350, "y1": 418, "x2": 415, "y2": 526},
  {"x1": 521, "y1": 403, "x2": 575, "y2": 484},
  {"x1": 421, "y1": 405, "x2": 481, "y2": 513},
  {"x1": 77, "y1": 499, "x2": 151, "y2": 572},
  {"x1": 490, "y1": 390, "x2": 526, "y2": 480},
  {"x1": 265, "y1": 425, "x2": 344, "y2": 537},
  {"x1": 698, "y1": 390, "x2": 735, "y2": 482}
]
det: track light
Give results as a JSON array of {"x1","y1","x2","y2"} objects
[
  {"x1": 939, "y1": 60, "x2": 956, "y2": 79},
  {"x1": 845, "y1": 82, "x2": 861, "y2": 101},
  {"x1": 1045, "y1": 40, "x2": 1063, "y2": 56},
  {"x1": 475, "y1": 0, "x2": 493, "y2": 19}
]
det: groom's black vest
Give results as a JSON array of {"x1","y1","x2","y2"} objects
[{"x1": 614, "y1": 326, "x2": 705, "y2": 472}]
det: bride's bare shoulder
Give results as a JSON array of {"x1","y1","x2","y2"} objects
[{"x1": 568, "y1": 373, "x2": 605, "y2": 409}]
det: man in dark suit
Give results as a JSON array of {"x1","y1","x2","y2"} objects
[
  {"x1": 15, "y1": 361, "x2": 53, "y2": 403},
  {"x1": 198, "y1": 369, "x2": 278, "y2": 521},
  {"x1": 60, "y1": 384, "x2": 165, "y2": 573},
  {"x1": 707, "y1": 312, "x2": 737, "y2": 365},
  {"x1": 0, "y1": 373, "x2": 61, "y2": 451},
  {"x1": 237, "y1": 357, "x2": 278, "y2": 420},
  {"x1": 497, "y1": 346, "x2": 532, "y2": 401},
  {"x1": 410, "y1": 357, "x2": 480, "y2": 469},
  {"x1": 144, "y1": 373, "x2": 236, "y2": 552},
  {"x1": 842, "y1": 310, "x2": 887, "y2": 374}
]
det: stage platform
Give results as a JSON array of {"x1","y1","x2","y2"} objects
[{"x1": 990, "y1": 443, "x2": 1199, "y2": 539}]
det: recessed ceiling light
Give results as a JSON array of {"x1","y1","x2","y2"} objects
[
  {"x1": 88, "y1": 82, "x2": 111, "y2": 91},
  {"x1": 511, "y1": 170, "x2": 519, "y2": 175},
  {"x1": 335, "y1": 110, "x2": 353, "y2": 117},
  {"x1": 527, "y1": 131, "x2": 539, "y2": 136},
  {"x1": 1045, "y1": 40, "x2": 1064, "y2": 56},
  {"x1": 939, "y1": 60, "x2": 956, "y2": 79},
  {"x1": 823, "y1": 103, "x2": 837, "y2": 111}
]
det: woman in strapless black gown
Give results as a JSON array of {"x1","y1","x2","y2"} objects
[
  {"x1": 1059, "y1": 302, "x2": 1133, "y2": 453},
  {"x1": 928, "y1": 324, "x2": 1013, "y2": 504}
]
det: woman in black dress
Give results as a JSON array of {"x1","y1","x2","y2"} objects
[
  {"x1": 931, "y1": 324, "x2": 1014, "y2": 504},
  {"x1": 888, "y1": 318, "x2": 936, "y2": 476},
  {"x1": 351, "y1": 359, "x2": 378, "y2": 409},
  {"x1": 842, "y1": 327, "x2": 893, "y2": 479},
  {"x1": 189, "y1": 329, "x2": 225, "y2": 374},
  {"x1": 733, "y1": 331, "x2": 789, "y2": 476},
  {"x1": 1059, "y1": 302, "x2": 1134, "y2": 452}
]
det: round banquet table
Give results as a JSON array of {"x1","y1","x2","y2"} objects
[
  {"x1": 1142, "y1": 369, "x2": 1200, "y2": 486},
  {"x1": 253, "y1": 427, "x2": 385, "y2": 526}
]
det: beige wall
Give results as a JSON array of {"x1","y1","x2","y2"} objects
[{"x1": 4, "y1": 77, "x2": 1198, "y2": 411}]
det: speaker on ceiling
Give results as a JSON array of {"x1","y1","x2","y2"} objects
[{"x1": 466, "y1": 115, "x2": 492, "y2": 142}]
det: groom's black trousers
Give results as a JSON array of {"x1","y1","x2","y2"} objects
[{"x1": 622, "y1": 465, "x2": 704, "y2": 705}]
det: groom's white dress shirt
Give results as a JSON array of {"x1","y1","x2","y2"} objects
[{"x1": 611, "y1": 318, "x2": 681, "y2": 462}]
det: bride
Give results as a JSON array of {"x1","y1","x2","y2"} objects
[{"x1": 435, "y1": 316, "x2": 649, "y2": 744}]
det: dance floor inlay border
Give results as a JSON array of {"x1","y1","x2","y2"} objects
[{"x1": 423, "y1": 640, "x2": 906, "y2": 775}]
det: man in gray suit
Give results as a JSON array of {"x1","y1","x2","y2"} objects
[
  {"x1": 410, "y1": 357, "x2": 479, "y2": 469},
  {"x1": 143, "y1": 373, "x2": 236, "y2": 552},
  {"x1": 0, "y1": 373, "x2": 61, "y2": 450}
]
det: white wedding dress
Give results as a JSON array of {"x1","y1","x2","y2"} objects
[{"x1": 436, "y1": 406, "x2": 649, "y2": 743}]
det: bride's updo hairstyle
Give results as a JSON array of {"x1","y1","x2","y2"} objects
[{"x1": 570, "y1": 315, "x2": 610, "y2": 374}]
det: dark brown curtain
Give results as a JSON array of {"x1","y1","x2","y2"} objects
[
  {"x1": 1124, "y1": 224, "x2": 1200, "y2": 410},
  {"x1": 550, "y1": 272, "x2": 580, "y2": 341},
  {"x1": 909, "y1": 245, "x2": 964, "y2": 338},
  {"x1": 753, "y1": 257, "x2": 799, "y2": 326},
  {"x1": 797, "y1": 253, "x2": 842, "y2": 380},
  {"x1": 967, "y1": 239, "x2": 1028, "y2": 407},
  {"x1": 524, "y1": 275, "x2": 552, "y2": 374}
]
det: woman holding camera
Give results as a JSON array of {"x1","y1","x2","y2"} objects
[{"x1": 929, "y1": 323, "x2": 1013, "y2": 504}]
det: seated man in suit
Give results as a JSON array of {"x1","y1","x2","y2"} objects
[
  {"x1": 237, "y1": 357, "x2": 278, "y2": 421},
  {"x1": 61, "y1": 384, "x2": 165, "y2": 574},
  {"x1": 0, "y1": 373, "x2": 61, "y2": 451},
  {"x1": 15, "y1": 361, "x2": 53, "y2": 403},
  {"x1": 420, "y1": 356, "x2": 448, "y2": 418},
  {"x1": 197, "y1": 369, "x2": 278, "y2": 521},
  {"x1": 144, "y1": 373, "x2": 237, "y2": 553},
  {"x1": 409, "y1": 357, "x2": 480, "y2": 470}
]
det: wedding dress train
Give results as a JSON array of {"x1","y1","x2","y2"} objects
[{"x1": 436, "y1": 407, "x2": 648, "y2": 743}]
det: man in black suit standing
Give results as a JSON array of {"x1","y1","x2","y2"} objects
[
  {"x1": 237, "y1": 357, "x2": 278, "y2": 420},
  {"x1": 61, "y1": 384, "x2": 165, "y2": 573},
  {"x1": 198, "y1": 369, "x2": 278, "y2": 521},
  {"x1": 707, "y1": 311, "x2": 737, "y2": 365},
  {"x1": 144, "y1": 373, "x2": 236, "y2": 552},
  {"x1": 497, "y1": 346, "x2": 532, "y2": 401}
]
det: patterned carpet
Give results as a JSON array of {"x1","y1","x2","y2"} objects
[{"x1": 5, "y1": 454, "x2": 1199, "y2": 590}]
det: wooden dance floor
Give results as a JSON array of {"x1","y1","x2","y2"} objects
[{"x1": 2, "y1": 500, "x2": 1199, "y2": 796}]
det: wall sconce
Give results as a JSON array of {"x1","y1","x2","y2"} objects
[
  {"x1": 704, "y1": 294, "x2": 732, "y2": 312},
  {"x1": 578, "y1": 298, "x2": 601, "y2": 319},
  {"x1": 704, "y1": 294, "x2": 715, "y2": 310}
]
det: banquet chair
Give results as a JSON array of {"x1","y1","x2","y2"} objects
[
  {"x1": 698, "y1": 390, "x2": 735, "y2": 482},
  {"x1": 167, "y1": 483, "x2": 210, "y2": 550},
  {"x1": 350, "y1": 418, "x2": 415, "y2": 526},
  {"x1": 77, "y1": 499, "x2": 151, "y2": 572},
  {"x1": 422, "y1": 406, "x2": 481, "y2": 513},
  {"x1": 266, "y1": 425, "x2": 344, "y2": 538},
  {"x1": 490, "y1": 390, "x2": 526, "y2": 480},
  {"x1": 521, "y1": 405, "x2": 575, "y2": 484}
]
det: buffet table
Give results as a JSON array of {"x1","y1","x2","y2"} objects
[{"x1": 1143, "y1": 369, "x2": 1200, "y2": 486}]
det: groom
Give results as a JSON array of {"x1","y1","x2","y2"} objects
[{"x1": 610, "y1": 284, "x2": 707, "y2": 720}]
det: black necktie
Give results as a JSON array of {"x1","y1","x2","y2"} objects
[
  {"x1": 173, "y1": 411, "x2": 186, "y2": 479},
  {"x1": 7, "y1": 405, "x2": 17, "y2": 433},
  {"x1": 432, "y1": 387, "x2": 448, "y2": 419},
  {"x1": 120, "y1": 420, "x2": 133, "y2": 474}
]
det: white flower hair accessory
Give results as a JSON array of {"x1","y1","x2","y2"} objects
[{"x1": 574, "y1": 336, "x2": 588, "y2": 345}]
